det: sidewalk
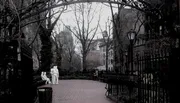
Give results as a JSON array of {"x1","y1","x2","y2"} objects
[{"x1": 39, "y1": 80, "x2": 114, "y2": 103}]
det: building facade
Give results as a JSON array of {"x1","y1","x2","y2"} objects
[
  {"x1": 99, "y1": 41, "x2": 114, "y2": 71},
  {"x1": 52, "y1": 26, "x2": 75, "y2": 71},
  {"x1": 86, "y1": 39, "x2": 104, "y2": 70}
]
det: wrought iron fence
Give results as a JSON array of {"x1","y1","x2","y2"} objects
[
  {"x1": 136, "y1": 49, "x2": 170, "y2": 103},
  {"x1": 105, "y1": 48, "x2": 174, "y2": 103}
]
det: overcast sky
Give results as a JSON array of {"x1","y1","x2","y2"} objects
[
  {"x1": 53, "y1": 2, "x2": 118, "y2": 54},
  {"x1": 56, "y1": 2, "x2": 118, "y2": 38}
]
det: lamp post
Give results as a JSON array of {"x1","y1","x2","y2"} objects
[
  {"x1": 125, "y1": 51, "x2": 128, "y2": 74},
  {"x1": 127, "y1": 29, "x2": 136, "y2": 75}
]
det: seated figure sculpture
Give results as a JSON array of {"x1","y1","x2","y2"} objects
[{"x1": 41, "y1": 72, "x2": 51, "y2": 84}]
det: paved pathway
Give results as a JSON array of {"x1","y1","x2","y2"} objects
[{"x1": 40, "y1": 80, "x2": 114, "y2": 103}]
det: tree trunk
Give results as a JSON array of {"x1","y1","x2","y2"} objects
[
  {"x1": 82, "y1": 53, "x2": 87, "y2": 72},
  {"x1": 105, "y1": 45, "x2": 109, "y2": 72},
  {"x1": 68, "y1": 57, "x2": 72, "y2": 71},
  {"x1": 39, "y1": 26, "x2": 52, "y2": 72},
  {"x1": 34, "y1": 49, "x2": 41, "y2": 69},
  {"x1": 56, "y1": 48, "x2": 62, "y2": 72}
]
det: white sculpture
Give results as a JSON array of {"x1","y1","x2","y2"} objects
[
  {"x1": 41, "y1": 72, "x2": 51, "y2": 84},
  {"x1": 50, "y1": 66, "x2": 59, "y2": 84}
]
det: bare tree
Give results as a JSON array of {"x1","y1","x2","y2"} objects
[
  {"x1": 0, "y1": 0, "x2": 67, "y2": 102},
  {"x1": 52, "y1": 27, "x2": 75, "y2": 72},
  {"x1": 32, "y1": 33, "x2": 41, "y2": 70},
  {"x1": 62, "y1": 3, "x2": 101, "y2": 72},
  {"x1": 37, "y1": 1, "x2": 67, "y2": 72},
  {"x1": 63, "y1": 43, "x2": 75, "y2": 71},
  {"x1": 52, "y1": 30, "x2": 64, "y2": 71},
  {"x1": 0, "y1": 0, "x2": 68, "y2": 73},
  {"x1": 71, "y1": 53, "x2": 82, "y2": 71}
]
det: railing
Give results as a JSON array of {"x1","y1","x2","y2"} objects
[{"x1": 105, "y1": 48, "x2": 172, "y2": 103}]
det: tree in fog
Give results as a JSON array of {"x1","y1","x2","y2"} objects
[
  {"x1": 52, "y1": 30, "x2": 63, "y2": 71},
  {"x1": 63, "y1": 3, "x2": 101, "y2": 72},
  {"x1": 71, "y1": 53, "x2": 82, "y2": 71},
  {"x1": 52, "y1": 26, "x2": 75, "y2": 72}
]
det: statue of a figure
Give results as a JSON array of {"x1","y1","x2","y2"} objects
[
  {"x1": 41, "y1": 72, "x2": 51, "y2": 84},
  {"x1": 50, "y1": 66, "x2": 59, "y2": 84}
]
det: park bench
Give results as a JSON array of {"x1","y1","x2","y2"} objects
[{"x1": 32, "y1": 75, "x2": 46, "y2": 87}]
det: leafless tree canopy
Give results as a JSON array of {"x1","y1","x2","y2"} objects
[{"x1": 62, "y1": 3, "x2": 101, "y2": 71}]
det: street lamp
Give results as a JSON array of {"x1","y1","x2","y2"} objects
[
  {"x1": 127, "y1": 29, "x2": 136, "y2": 75},
  {"x1": 127, "y1": 29, "x2": 136, "y2": 41}
]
